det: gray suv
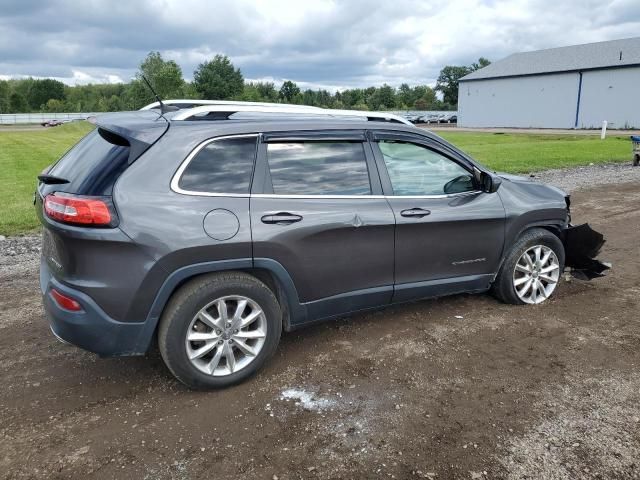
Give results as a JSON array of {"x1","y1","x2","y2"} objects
[{"x1": 36, "y1": 105, "x2": 608, "y2": 389}]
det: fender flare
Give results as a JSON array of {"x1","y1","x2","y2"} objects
[
  {"x1": 492, "y1": 220, "x2": 566, "y2": 281},
  {"x1": 134, "y1": 258, "x2": 306, "y2": 353}
]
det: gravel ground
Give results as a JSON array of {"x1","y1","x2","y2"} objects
[
  {"x1": 1, "y1": 164, "x2": 639, "y2": 479},
  {"x1": 531, "y1": 162, "x2": 640, "y2": 193}
]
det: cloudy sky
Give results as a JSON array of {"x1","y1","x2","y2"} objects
[{"x1": 1, "y1": 0, "x2": 638, "y2": 90}]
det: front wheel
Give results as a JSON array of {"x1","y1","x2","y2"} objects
[
  {"x1": 158, "y1": 272, "x2": 282, "y2": 389},
  {"x1": 492, "y1": 228, "x2": 565, "y2": 305}
]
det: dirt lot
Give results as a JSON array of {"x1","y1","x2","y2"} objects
[{"x1": 1, "y1": 179, "x2": 639, "y2": 480}]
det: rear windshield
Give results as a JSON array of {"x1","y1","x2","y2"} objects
[{"x1": 48, "y1": 129, "x2": 130, "y2": 195}]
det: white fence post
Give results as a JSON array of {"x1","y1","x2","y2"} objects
[{"x1": 600, "y1": 120, "x2": 607, "y2": 140}]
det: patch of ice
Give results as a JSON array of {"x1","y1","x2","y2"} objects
[{"x1": 280, "y1": 388, "x2": 335, "y2": 411}]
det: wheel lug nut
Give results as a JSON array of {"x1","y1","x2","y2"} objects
[
  {"x1": 217, "y1": 340, "x2": 223, "y2": 345},
  {"x1": 234, "y1": 329, "x2": 238, "y2": 334},
  {"x1": 229, "y1": 339, "x2": 233, "y2": 344}
]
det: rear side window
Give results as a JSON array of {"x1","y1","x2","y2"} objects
[
  {"x1": 178, "y1": 137, "x2": 257, "y2": 194},
  {"x1": 266, "y1": 142, "x2": 371, "y2": 195},
  {"x1": 48, "y1": 128, "x2": 130, "y2": 195}
]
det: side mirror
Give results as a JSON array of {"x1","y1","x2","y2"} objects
[{"x1": 481, "y1": 172, "x2": 502, "y2": 193}]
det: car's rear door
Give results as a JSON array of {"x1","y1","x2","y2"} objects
[
  {"x1": 370, "y1": 131, "x2": 506, "y2": 302},
  {"x1": 250, "y1": 130, "x2": 395, "y2": 323}
]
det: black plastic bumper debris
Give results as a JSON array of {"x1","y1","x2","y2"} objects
[{"x1": 563, "y1": 223, "x2": 611, "y2": 280}]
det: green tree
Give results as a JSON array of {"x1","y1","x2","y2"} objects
[
  {"x1": 138, "y1": 51, "x2": 185, "y2": 98},
  {"x1": 471, "y1": 57, "x2": 491, "y2": 71},
  {"x1": 181, "y1": 82, "x2": 201, "y2": 99},
  {"x1": 241, "y1": 81, "x2": 278, "y2": 102},
  {"x1": 436, "y1": 58, "x2": 491, "y2": 106},
  {"x1": 398, "y1": 83, "x2": 413, "y2": 107},
  {"x1": 351, "y1": 102, "x2": 369, "y2": 111},
  {"x1": 125, "y1": 51, "x2": 186, "y2": 109},
  {"x1": 9, "y1": 92, "x2": 28, "y2": 113},
  {"x1": 125, "y1": 80, "x2": 155, "y2": 110},
  {"x1": 367, "y1": 84, "x2": 396, "y2": 110},
  {"x1": 279, "y1": 80, "x2": 300, "y2": 103},
  {"x1": 302, "y1": 88, "x2": 318, "y2": 106},
  {"x1": 193, "y1": 54, "x2": 244, "y2": 100},
  {"x1": 105, "y1": 95, "x2": 124, "y2": 111},
  {"x1": 45, "y1": 98, "x2": 64, "y2": 112},
  {"x1": 0, "y1": 80, "x2": 9, "y2": 113},
  {"x1": 435, "y1": 66, "x2": 471, "y2": 106},
  {"x1": 341, "y1": 88, "x2": 364, "y2": 108},
  {"x1": 255, "y1": 82, "x2": 278, "y2": 102},
  {"x1": 28, "y1": 78, "x2": 66, "y2": 110}
]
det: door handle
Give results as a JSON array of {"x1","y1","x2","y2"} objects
[
  {"x1": 400, "y1": 208, "x2": 431, "y2": 218},
  {"x1": 261, "y1": 212, "x2": 303, "y2": 225}
]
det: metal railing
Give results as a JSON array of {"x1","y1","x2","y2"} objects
[{"x1": 0, "y1": 112, "x2": 98, "y2": 125}]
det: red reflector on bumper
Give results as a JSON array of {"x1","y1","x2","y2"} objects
[{"x1": 50, "y1": 288, "x2": 83, "y2": 312}]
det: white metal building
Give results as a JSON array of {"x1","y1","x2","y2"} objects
[{"x1": 458, "y1": 37, "x2": 640, "y2": 129}]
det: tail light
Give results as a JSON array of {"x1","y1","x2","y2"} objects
[
  {"x1": 44, "y1": 193, "x2": 117, "y2": 227},
  {"x1": 50, "y1": 288, "x2": 83, "y2": 312}
]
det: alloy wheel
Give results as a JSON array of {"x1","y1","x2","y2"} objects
[
  {"x1": 513, "y1": 245, "x2": 560, "y2": 304},
  {"x1": 185, "y1": 295, "x2": 267, "y2": 376}
]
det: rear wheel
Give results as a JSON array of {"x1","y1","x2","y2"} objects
[
  {"x1": 492, "y1": 228, "x2": 565, "y2": 305},
  {"x1": 158, "y1": 272, "x2": 281, "y2": 389}
]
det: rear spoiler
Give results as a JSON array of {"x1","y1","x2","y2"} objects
[{"x1": 89, "y1": 111, "x2": 169, "y2": 163}]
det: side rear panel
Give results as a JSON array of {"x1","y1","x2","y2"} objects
[{"x1": 113, "y1": 126, "x2": 254, "y2": 322}]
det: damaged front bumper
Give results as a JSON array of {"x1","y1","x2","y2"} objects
[{"x1": 563, "y1": 223, "x2": 611, "y2": 280}]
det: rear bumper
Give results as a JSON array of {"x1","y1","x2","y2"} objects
[{"x1": 40, "y1": 260, "x2": 150, "y2": 357}]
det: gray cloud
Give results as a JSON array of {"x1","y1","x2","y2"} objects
[{"x1": 0, "y1": 0, "x2": 638, "y2": 89}]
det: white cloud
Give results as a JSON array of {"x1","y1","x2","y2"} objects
[{"x1": 0, "y1": 0, "x2": 638, "y2": 89}]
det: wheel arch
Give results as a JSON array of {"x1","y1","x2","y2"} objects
[
  {"x1": 135, "y1": 258, "x2": 305, "y2": 353},
  {"x1": 492, "y1": 221, "x2": 566, "y2": 282}
]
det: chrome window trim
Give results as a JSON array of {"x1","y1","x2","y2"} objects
[
  {"x1": 252, "y1": 194, "x2": 384, "y2": 199},
  {"x1": 170, "y1": 134, "x2": 259, "y2": 197},
  {"x1": 172, "y1": 133, "x2": 482, "y2": 199},
  {"x1": 252, "y1": 191, "x2": 482, "y2": 200}
]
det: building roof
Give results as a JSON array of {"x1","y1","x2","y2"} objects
[{"x1": 461, "y1": 37, "x2": 640, "y2": 81}]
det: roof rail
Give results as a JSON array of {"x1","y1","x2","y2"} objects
[
  {"x1": 170, "y1": 104, "x2": 413, "y2": 125},
  {"x1": 140, "y1": 99, "x2": 323, "y2": 111}
]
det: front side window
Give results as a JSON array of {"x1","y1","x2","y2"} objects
[
  {"x1": 266, "y1": 142, "x2": 371, "y2": 195},
  {"x1": 378, "y1": 141, "x2": 475, "y2": 196},
  {"x1": 178, "y1": 136, "x2": 257, "y2": 194}
]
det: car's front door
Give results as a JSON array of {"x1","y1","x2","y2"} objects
[
  {"x1": 370, "y1": 131, "x2": 506, "y2": 302},
  {"x1": 250, "y1": 131, "x2": 396, "y2": 323}
]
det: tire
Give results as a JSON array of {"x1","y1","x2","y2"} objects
[
  {"x1": 633, "y1": 154, "x2": 639, "y2": 167},
  {"x1": 491, "y1": 228, "x2": 565, "y2": 305},
  {"x1": 158, "y1": 271, "x2": 282, "y2": 389}
]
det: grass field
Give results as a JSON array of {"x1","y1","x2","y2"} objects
[
  {"x1": 438, "y1": 131, "x2": 631, "y2": 172},
  {"x1": 1, "y1": 122, "x2": 94, "y2": 236},
  {"x1": 0, "y1": 123, "x2": 633, "y2": 236}
]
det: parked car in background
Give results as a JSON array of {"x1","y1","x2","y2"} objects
[
  {"x1": 403, "y1": 114, "x2": 422, "y2": 124},
  {"x1": 419, "y1": 114, "x2": 442, "y2": 124},
  {"x1": 35, "y1": 102, "x2": 609, "y2": 389},
  {"x1": 41, "y1": 119, "x2": 63, "y2": 127}
]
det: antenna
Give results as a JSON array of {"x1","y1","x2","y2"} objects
[{"x1": 141, "y1": 75, "x2": 166, "y2": 113}]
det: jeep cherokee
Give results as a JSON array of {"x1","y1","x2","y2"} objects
[{"x1": 36, "y1": 105, "x2": 608, "y2": 389}]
